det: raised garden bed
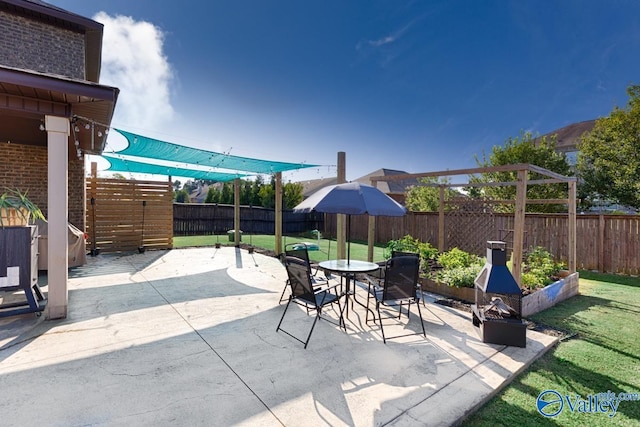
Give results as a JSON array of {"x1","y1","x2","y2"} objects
[
  {"x1": 420, "y1": 277, "x2": 475, "y2": 303},
  {"x1": 521, "y1": 271, "x2": 579, "y2": 317},
  {"x1": 421, "y1": 270, "x2": 580, "y2": 318}
]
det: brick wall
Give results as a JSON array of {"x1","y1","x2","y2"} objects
[
  {"x1": 0, "y1": 11, "x2": 85, "y2": 79},
  {"x1": 0, "y1": 142, "x2": 86, "y2": 230}
]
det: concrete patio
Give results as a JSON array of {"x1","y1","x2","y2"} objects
[{"x1": 0, "y1": 247, "x2": 557, "y2": 426}]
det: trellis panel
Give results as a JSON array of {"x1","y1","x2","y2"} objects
[{"x1": 86, "y1": 177, "x2": 173, "y2": 252}]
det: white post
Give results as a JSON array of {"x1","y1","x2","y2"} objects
[{"x1": 45, "y1": 115, "x2": 70, "y2": 319}]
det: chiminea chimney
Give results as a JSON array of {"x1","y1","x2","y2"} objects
[{"x1": 474, "y1": 241, "x2": 521, "y2": 295}]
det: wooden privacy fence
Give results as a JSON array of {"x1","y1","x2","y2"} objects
[
  {"x1": 324, "y1": 212, "x2": 640, "y2": 275},
  {"x1": 173, "y1": 203, "x2": 323, "y2": 236},
  {"x1": 86, "y1": 177, "x2": 173, "y2": 253}
]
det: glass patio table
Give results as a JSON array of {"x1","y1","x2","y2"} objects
[{"x1": 318, "y1": 259, "x2": 380, "y2": 319}]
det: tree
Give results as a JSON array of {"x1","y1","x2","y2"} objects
[
  {"x1": 172, "y1": 180, "x2": 182, "y2": 191},
  {"x1": 216, "y1": 182, "x2": 231, "y2": 204},
  {"x1": 182, "y1": 180, "x2": 198, "y2": 194},
  {"x1": 251, "y1": 176, "x2": 264, "y2": 206},
  {"x1": 174, "y1": 189, "x2": 190, "y2": 203},
  {"x1": 259, "y1": 184, "x2": 275, "y2": 208},
  {"x1": 577, "y1": 84, "x2": 640, "y2": 210},
  {"x1": 472, "y1": 131, "x2": 573, "y2": 212},
  {"x1": 283, "y1": 181, "x2": 304, "y2": 209},
  {"x1": 204, "y1": 186, "x2": 219, "y2": 203},
  {"x1": 405, "y1": 177, "x2": 459, "y2": 212},
  {"x1": 240, "y1": 180, "x2": 253, "y2": 205}
]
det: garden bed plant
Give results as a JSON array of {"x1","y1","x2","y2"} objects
[{"x1": 383, "y1": 235, "x2": 566, "y2": 292}]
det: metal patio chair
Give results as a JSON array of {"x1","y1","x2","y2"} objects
[
  {"x1": 370, "y1": 255, "x2": 426, "y2": 344},
  {"x1": 276, "y1": 256, "x2": 346, "y2": 349},
  {"x1": 278, "y1": 242, "x2": 329, "y2": 304},
  {"x1": 366, "y1": 250, "x2": 425, "y2": 313}
]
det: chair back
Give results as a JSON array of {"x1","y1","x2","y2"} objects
[
  {"x1": 284, "y1": 256, "x2": 316, "y2": 302},
  {"x1": 382, "y1": 256, "x2": 420, "y2": 301},
  {"x1": 285, "y1": 243, "x2": 313, "y2": 274},
  {"x1": 392, "y1": 250, "x2": 419, "y2": 258}
]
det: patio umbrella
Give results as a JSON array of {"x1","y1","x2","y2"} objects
[{"x1": 293, "y1": 182, "x2": 406, "y2": 262}]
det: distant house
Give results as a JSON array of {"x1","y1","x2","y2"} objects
[
  {"x1": 534, "y1": 119, "x2": 596, "y2": 164},
  {"x1": 301, "y1": 168, "x2": 421, "y2": 205}
]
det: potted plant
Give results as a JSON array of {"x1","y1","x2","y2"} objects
[{"x1": 0, "y1": 188, "x2": 45, "y2": 227}]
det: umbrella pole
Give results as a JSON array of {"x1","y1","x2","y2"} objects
[{"x1": 347, "y1": 214, "x2": 351, "y2": 264}]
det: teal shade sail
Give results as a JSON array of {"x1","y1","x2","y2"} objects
[
  {"x1": 102, "y1": 154, "x2": 248, "y2": 182},
  {"x1": 114, "y1": 129, "x2": 319, "y2": 174}
]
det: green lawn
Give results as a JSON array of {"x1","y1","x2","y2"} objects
[
  {"x1": 463, "y1": 271, "x2": 640, "y2": 426},
  {"x1": 172, "y1": 234, "x2": 388, "y2": 263}
]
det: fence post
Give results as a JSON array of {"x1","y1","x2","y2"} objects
[{"x1": 599, "y1": 214, "x2": 605, "y2": 272}]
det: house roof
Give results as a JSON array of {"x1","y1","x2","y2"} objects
[
  {"x1": 301, "y1": 168, "x2": 421, "y2": 198},
  {"x1": 535, "y1": 119, "x2": 596, "y2": 153},
  {"x1": 0, "y1": 65, "x2": 119, "y2": 154},
  {"x1": 354, "y1": 168, "x2": 421, "y2": 194}
]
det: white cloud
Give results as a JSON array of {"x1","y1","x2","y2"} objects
[
  {"x1": 369, "y1": 35, "x2": 396, "y2": 47},
  {"x1": 93, "y1": 12, "x2": 175, "y2": 131}
]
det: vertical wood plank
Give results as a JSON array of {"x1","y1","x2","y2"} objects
[
  {"x1": 438, "y1": 185, "x2": 445, "y2": 252},
  {"x1": 568, "y1": 180, "x2": 577, "y2": 273},
  {"x1": 512, "y1": 168, "x2": 527, "y2": 285},
  {"x1": 275, "y1": 172, "x2": 283, "y2": 255}
]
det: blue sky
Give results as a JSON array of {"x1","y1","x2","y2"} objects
[{"x1": 50, "y1": 0, "x2": 640, "y2": 183}]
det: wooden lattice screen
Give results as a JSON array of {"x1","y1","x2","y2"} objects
[
  {"x1": 445, "y1": 198, "x2": 497, "y2": 255},
  {"x1": 86, "y1": 177, "x2": 173, "y2": 253}
]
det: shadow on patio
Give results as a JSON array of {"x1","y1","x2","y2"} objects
[{"x1": 0, "y1": 247, "x2": 557, "y2": 426}]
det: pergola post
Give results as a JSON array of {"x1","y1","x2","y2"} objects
[
  {"x1": 233, "y1": 178, "x2": 240, "y2": 247},
  {"x1": 438, "y1": 185, "x2": 445, "y2": 252},
  {"x1": 512, "y1": 168, "x2": 527, "y2": 285},
  {"x1": 275, "y1": 172, "x2": 283, "y2": 256},
  {"x1": 367, "y1": 178, "x2": 377, "y2": 262},
  {"x1": 336, "y1": 152, "x2": 346, "y2": 259},
  {"x1": 45, "y1": 115, "x2": 70, "y2": 320},
  {"x1": 568, "y1": 180, "x2": 577, "y2": 273}
]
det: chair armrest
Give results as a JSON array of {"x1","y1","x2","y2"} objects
[{"x1": 314, "y1": 281, "x2": 343, "y2": 295}]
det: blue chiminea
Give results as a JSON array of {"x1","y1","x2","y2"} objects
[{"x1": 472, "y1": 241, "x2": 526, "y2": 347}]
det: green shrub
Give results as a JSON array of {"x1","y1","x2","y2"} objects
[
  {"x1": 521, "y1": 246, "x2": 565, "y2": 291},
  {"x1": 433, "y1": 248, "x2": 485, "y2": 288},
  {"x1": 383, "y1": 235, "x2": 420, "y2": 259},
  {"x1": 384, "y1": 235, "x2": 439, "y2": 275},
  {"x1": 437, "y1": 247, "x2": 483, "y2": 270},
  {"x1": 437, "y1": 264, "x2": 484, "y2": 288},
  {"x1": 417, "y1": 241, "x2": 439, "y2": 261}
]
